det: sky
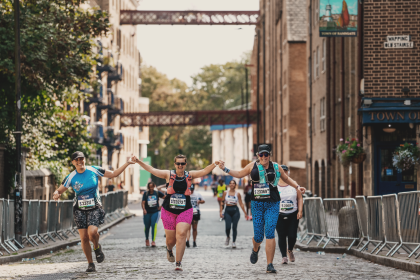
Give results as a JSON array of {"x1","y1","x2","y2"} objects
[
  {"x1": 320, "y1": 0, "x2": 358, "y2": 17},
  {"x1": 136, "y1": 0, "x2": 258, "y2": 87}
]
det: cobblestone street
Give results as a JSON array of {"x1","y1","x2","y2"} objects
[{"x1": 1, "y1": 188, "x2": 419, "y2": 280}]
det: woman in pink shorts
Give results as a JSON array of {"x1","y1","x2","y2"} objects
[{"x1": 135, "y1": 154, "x2": 220, "y2": 271}]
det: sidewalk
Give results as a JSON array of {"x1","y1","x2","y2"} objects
[{"x1": 295, "y1": 239, "x2": 420, "y2": 274}]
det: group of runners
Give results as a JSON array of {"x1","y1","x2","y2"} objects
[{"x1": 53, "y1": 143, "x2": 304, "y2": 273}]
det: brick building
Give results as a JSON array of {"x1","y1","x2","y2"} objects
[{"x1": 251, "y1": 0, "x2": 307, "y2": 185}]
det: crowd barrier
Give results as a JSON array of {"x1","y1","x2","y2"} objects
[
  {"x1": 0, "y1": 190, "x2": 129, "y2": 256},
  {"x1": 301, "y1": 191, "x2": 420, "y2": 258}
]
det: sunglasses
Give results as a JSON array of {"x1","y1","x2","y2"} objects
[
  {"x1": 258, "y1": 152, "x2": 270, "y2": 157},
  {"x1": 73, "y1": 157, "x2": 85, "y2": 161},
  {"x1": 175, "y1": 162, "x2": 186, "y2": 166}
]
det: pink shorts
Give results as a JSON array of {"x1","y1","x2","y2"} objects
[{"x1": 161, "y1": 208, "x2": 193, "y2": 230}]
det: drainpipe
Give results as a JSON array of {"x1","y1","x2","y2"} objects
[
  {"x1": 357, "y1": 0, "x2": 364, "y2": 196},
  {"x1": 263, "y1": 19, "x2": 266, "y2": 143},
  {"x1": 341, "y1": 38, "x2": 345, "y2": 144},
  {"x1": 257, "y1": 29, "x2": 261, "y2": 146},
  {"x1": 309, "y1": 0, "x2": 313, "y2": 191},
  {"x1": 332, "y1": 38, "x2": 336, "y2": 160},
  {"x1": 326, "y1": 38, "x2": 331, "y2": 198}
]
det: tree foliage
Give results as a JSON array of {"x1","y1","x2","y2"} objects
[
  {"x1": 0, "y1": 0, "x2": 109, "y2": 193},
  {"x1": 141, "y1": 52, "x2": 250, "y2": 171}
]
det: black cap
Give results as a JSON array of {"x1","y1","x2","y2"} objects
[
  {"x1": 71, "y1": 151, "x2": 85, "y2": 161},
  {"x1": 258, "y1": 144, "x2": 271, "y2": 154},
  {"x1": 280, "y1": 165, "x2": 289, "y2": 171}
]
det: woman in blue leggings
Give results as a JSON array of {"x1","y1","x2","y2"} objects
[
  {"x1": 142, "y1": 182, "x2": 165, "y2": 247},
  {"x1": 219, "y1": 144, "x2": 303, "y2": 273}
]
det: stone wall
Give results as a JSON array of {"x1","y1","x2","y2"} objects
[{"x1": 25, "y1": 169, "x2": 55, "y2": 200}]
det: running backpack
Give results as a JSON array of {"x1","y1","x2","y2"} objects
[
  {"x1": 166, "y1": 170, "x2": 193, "y2": 195},
  {"x1": 256, "y1": 161, "x2": 281, "y2": 185}
]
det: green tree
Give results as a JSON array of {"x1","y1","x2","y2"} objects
[{"x1": 0, "y1": 0, "x2": 109, "y2": 193}]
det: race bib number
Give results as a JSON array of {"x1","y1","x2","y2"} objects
[
  {"x1": 254, "y1": 183, "x2": 270, "y2": 199},
  {"x1": 148, "y1": 195, "x2": 157, "y2": 207},
  {"x1": 226, "y1": 195, "x2": 237, "y2": 205},
  {"x1": 77, "y1": 194, "x2": 95, "y2": 209},
  {"x1": 280, "y1": 200, "x2": 294, "y2": 211},
  {"x1": 170, "y1": 194, "x2": 186, "y2": 209},
  {"x1": 193, "y1": 207, "x2": 198, "y2": 214}
]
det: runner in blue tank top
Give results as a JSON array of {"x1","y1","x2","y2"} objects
[
  {"x1": 53, "y1": 151, "x2": 135, "y2": 273},
  {"x1": 218, "y1": 144, "x2": 305, "y2": 273}
]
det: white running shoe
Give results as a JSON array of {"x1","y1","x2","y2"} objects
[
  {"x1": 175, "y1": 261, "x2": 183, "y2": 271},
  {"x1": 232, "y1": 242, "x2": 236, "y2": 248}
]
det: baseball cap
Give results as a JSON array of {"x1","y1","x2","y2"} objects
[
  {"x1": 280, "y1": 165, "x2": 289, "y2": 171},
  {"x1": 257, "y1": 144, "x2": 271, "y2": 154},
  {"x1": 71, "y1": 151, "x2": 85, "y2": 161}
]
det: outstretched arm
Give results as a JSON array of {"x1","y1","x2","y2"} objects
[
  {"x1": 104, "y1": 155, "x2": 136, "y2": 178},
  {"x1": 297, "y1": 188, "x2": 303, "y2": 219},
  {"x1": 280, "y1": 171, "x2": 299, "y2": 189},
  {"x1": 189, "y1": 161, "x2": 219, "y2": 179},
  {"x1": 133, "y1": 157, "x2": 170, "y2": 181},
  {"x1": 218, "y1": 161, "x2": 254, "y2": 179}
]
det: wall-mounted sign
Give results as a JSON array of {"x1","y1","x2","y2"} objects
[
  {"x1": 386, "y1": 169, "x2": 393, "y2": 176},
  {"x1": 384, "y1": 35, "x2": 414, "y2": 49},
  {"x1": 363, "y1": 111, "x2": 420, "y2": 124},
  {"x1": 319, "y1": 0, "x2": 358, "y2": 37}
]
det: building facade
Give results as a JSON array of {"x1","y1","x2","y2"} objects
[
  {"x1": 251, "y1": 0, "x2": 307, "y2": 185},
  {"x1": 85, "y1": 0, "x2": 149, "y2": 194}
]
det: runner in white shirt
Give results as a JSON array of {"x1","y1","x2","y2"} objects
[
  {"x1": 186, "y1": 184, "x2": 205, "y2": 248},
  {"x1": 276, "y1": 165, "x2": 303, "y2": 264}
]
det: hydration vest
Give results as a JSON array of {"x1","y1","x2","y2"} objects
[
  {"x1": 166, "y1": 170, "x2": 193, "y2": 195},
  {"x1": 256, "y1": 161, "x2": 281, "y2": 186}
]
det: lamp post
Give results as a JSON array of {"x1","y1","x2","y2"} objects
[{"x1": 14, "y1": 0, "x2": 23, "y2": 244}]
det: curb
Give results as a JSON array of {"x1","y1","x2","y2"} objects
[
  {"x1": 295, "y1": 242, "x2": 420, "y2": 274},
  {"x1": 0, "y1": 213, "x2": 135, "y2": 265}
]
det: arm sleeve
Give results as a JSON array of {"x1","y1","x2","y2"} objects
[
  {"x1": 142, "y1": 192, "x2": 147, "y2": 202},
  {"x1": 62, "y1": 174, "x2": 71, "y2": 188}
]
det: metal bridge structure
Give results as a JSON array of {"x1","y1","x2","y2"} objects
[
  {"x1": 121, "y1": 110, "x2": 257, "y2": 127},
  {"x1": 120, "y1": 10, "x2": 259, "y2": 25}
]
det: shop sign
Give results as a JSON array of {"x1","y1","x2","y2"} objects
[
  {"x1": 384, "y1": 35, "x2": 414, "y2": 49},
  {"x1": 363, "y1": 111, "x2": 420, "y2": 124},
  {"x1": 319, "y1": 0, "x2": 358, "y2": 37}
]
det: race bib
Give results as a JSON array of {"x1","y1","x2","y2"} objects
[
  {"x1": 193, "y1": 207, "x2": 198, "y2": 214},
  {"x1": 170, "y1": 194, "x2": 186, "y2": 209},
  {"x1": 280, "y1": 200, "x2": 294, "y2": 211},
  {"x1": 254, "y1": 183, "x2": 270, "y2": 199},
  {"x1": 226, "y1": 195, "x2": 237, "y2": 205},
  {"x1": 78, "y1": 194, "x2": 95, "y2": 209},
  {"x1": 148, "y1": 195, "x2": 157, "y2": 207}
]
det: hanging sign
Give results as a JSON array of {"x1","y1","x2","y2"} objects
[
  {"x1": 319, "y1": 0, "x2": 358, "y2": 37},
  {"x1": 384, "y1": 35, "x2": 414, "y2": 49}
]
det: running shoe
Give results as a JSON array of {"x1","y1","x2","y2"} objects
[
  {"x1": 232, "y1": 242, "x2": 236, "y2": 248},
  {"x1": 193, "y1": 241, "x2": 197, "y2": 248},
  {"x1": 249, "y1": 215, "x2": 252, "y2": 221},
  {"x1": 266, "y1": 263, "x2": 277, "y2": 273},
  {"x1": 94, "y1": 244, "x2": 105, "y2": 263},
  {"x1": 288, "y1": 250, "x2": 295, "y2": 262},
  {"x1": 146, "y1": 240, "x2": 150, "y2": 247},
  {"x1": 86, "y1": 263, "x2": 96, "y2": 272},
  {"x1": 151, "y1": 241, "x2": 156, "y2": 247},
  {"x1": 224, "y1": 237, "x2": 230, "y2": 246},
  {"x1": 281, "y1": 257, "x2": 288, "y2": 264},
  {"x1": 250, "y1": 246, "x2": 260, "y2": 264},
  {"x1": 166, "y1": 247, "x2": 175, "y2": 262},
  {"x1": 175, "y1": 261, "x2": 183, "y2": 271},
  {"x1": 186, "y1": 240, "x2": 190, "y2": 248}
]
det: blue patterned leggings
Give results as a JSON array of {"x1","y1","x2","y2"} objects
[{"x1": 251, "y1": 201, "x2": 280, "y2": 243}]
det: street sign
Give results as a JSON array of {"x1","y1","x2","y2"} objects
[{"x1": 384, "y1": 35, "x2": 414, "y2": 49}]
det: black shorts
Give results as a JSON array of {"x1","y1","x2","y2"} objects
[
  {"x1": 193, "y1": 213, "x2": 200, "y2": 221},
  {"x1": 73, "y1": 207, "x2": 105, "y2": 229},
  {"x1": 245, "y1": 194, "x2": 252, "y2": 203}
]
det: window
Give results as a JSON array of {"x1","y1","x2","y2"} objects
[
  {"x1": 313, "y1": 104, "x2": 316, "y2": 134},
  {"x1": 322, "y1": 39, "x2": 326, "y2": 72},
  {"x1": 316, "y1": 46, "x2": 319, "y2": 78},
  {"x1": 313, "y1": 51, "x2": 316, "y2": 81},
  {"x1": 320, "y1": 97, "x2": 326, "y2": 132}
]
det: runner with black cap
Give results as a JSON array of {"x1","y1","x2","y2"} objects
[
  {"x1": 53, "y1": 151, "x2": 135, "y2": 273},
  {"x1": 186, "y1": 184, "x2": 205, "y2": 248},
  {"x1": 218, "y1": 144, "x2": 304, "y2": 273}
]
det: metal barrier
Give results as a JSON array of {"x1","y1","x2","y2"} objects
[
  {"x1": 376, "y1": 194, "x2": 402, "y2": 256},
  {"x1": 360, "y1": 196, "x2": 384, "y2": 253},
  {"x1": 395, "y1": 191, "x2": 420, "y2": 258},
  {"x1": 0, "y1": 192, "x2": 127, "y2": 255},
  {"x1": 355, "y1": 196, "x2": 369, "y2": 250},
  {"x1": 303, "y1": 198, "x2": 327, "y2": 246},
  {"x1": 322, "y1": 198, "x2": 360, "y2": 250}
]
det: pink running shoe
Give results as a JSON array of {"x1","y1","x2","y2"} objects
[
  {"x1": 288, "y1": 250, "x2": 295, "y2": 262},
  {"x1": 281, "y1": 257, "x2": 288, "y2": 264}
]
